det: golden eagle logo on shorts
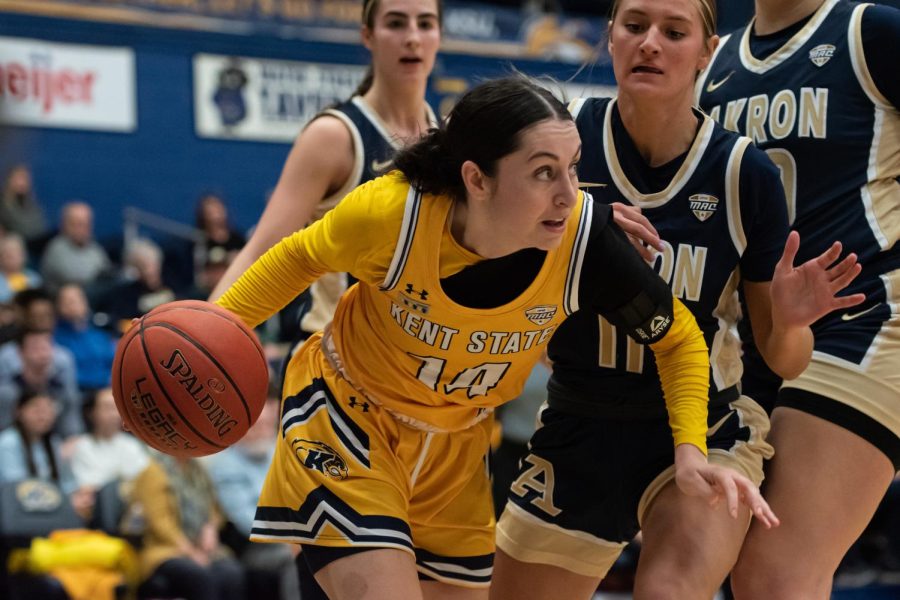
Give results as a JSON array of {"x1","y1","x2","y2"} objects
[
  {"x1": 689, "y1": 194, "x2": 719, "y2": 222},
  {"x1": 291, "y1": 438, "x2": 349, "y2": 480}
]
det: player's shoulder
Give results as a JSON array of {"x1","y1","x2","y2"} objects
[
  {"x1": 302, "y1": 110, "x2": 356, "y2": 144},
  {"x1": 338, "y1": 172, "x2": 413, "y2": 222},
  {"x1": 859, "y1": 2, "x2": 900, "y2": 41},
  {"x1": 569, "y1": 96, "x2": 614, "y2": 121},
  {"x1": 737, "y1": 136, "x2": 780, "y2": 181},
  {"x1": 702, "y1": 117, "x2": 775, "y2": 174}
]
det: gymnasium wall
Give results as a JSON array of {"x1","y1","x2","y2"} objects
[{"x1": 0, "y1": 7, "x2": 615, "y2": 241}]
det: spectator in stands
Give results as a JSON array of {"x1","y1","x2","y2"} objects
[
  {"x1": 70, "y1": 387, "x2": 148, "y2": 490},
  {"x1": 0, "y1": 164, "x2": 47, "y2": 245},
  {"x1": 165, "y1": 194, "x2": 245, "y2": 294},
  {"x1": 131, "y1": 453, "x2": 245, "y2": 600},
  {"x1": 13, "y1": 288, "x2": 56, "y2": 333},
  {"x1": 0, "y1": 234, "x2": 42, "y2": 303},
  {"x1": 0, "y1": 328, "x2": 81, "y2": 439},
  {"x1": 95, "y1": 238, "x2": 174, "y2": 334},
  {"x1": 0, "y1": 390, "x2": 93, "y2": 520},
  {"x1": 40, "y1": 202, "x2": 111, "y2": 294},
  {"x1": 196, "y1": 194, "x2": 245, "y2": 267},
  {"x1": 54, "y1": 284, "x2": 116, "y2": 392},
  {"x1": 184, "y1": 249, "x2": 232, "y2": 302},
  {"x1": 205, "y1": 396, "x2": 298, "y2": 600}
]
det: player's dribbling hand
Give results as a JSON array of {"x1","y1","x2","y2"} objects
[
  {"x1": 611, "y1": 202, "x2": 664, "y2": 262},
  {"x1": 673, "y1": 443, "x2": 780, "y2": 528}
]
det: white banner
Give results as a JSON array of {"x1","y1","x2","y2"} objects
[
  {"x1": 194, "y1": 54, "x2": 367, "y2": 143},
  {"x1": 0, "y1": 36, "x2": 136, "y2": 132}
]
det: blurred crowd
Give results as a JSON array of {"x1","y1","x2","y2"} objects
[{"x1": 0, "y1": 163, "x2": 302, "y2": 600}]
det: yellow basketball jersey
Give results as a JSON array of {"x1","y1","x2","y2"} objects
[{"x1": 327, "y1": 186, "x2": 593, "y2": 432}]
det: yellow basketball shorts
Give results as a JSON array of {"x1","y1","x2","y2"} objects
[{"x1": 249, "y1": 334, "x2": 495, "y2": 588}]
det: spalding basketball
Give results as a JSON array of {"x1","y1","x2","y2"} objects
[{"x1": 112, "y1": 300, "x2": 269, "y2": 458}]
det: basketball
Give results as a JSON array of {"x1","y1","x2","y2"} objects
[{"x1": 111, "y1": 300, "x2": 269, "y2": 458}]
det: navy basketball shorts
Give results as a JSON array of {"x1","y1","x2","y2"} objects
[{"x1": 496, "y1": 396, "x2": 772, "y2": 578}]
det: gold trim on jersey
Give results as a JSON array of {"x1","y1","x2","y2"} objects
[
  {"x1": 352, "y1": 95, "x2": 401, "y2": 150},
  {"x1": 317, "y1": 109, "x2": 366, "y2": 217},
  {"x1": 351, "y1": 96, "x2": 439, "y2": 149},
  {"x1": 496, "y1": 502, "x2": 628, "y2": 579},
  {"x1": 849, "y1": 4, "x2": 892, "y2": 110},
  {"x1": 602, "y1": 99, "x2": 716, "y2": 207},
  {"x1": 382, "y1": 186, "x2": 422, "y2": 291},
  {"x1": 725, "y1": 138, "x2": 751, "y2": 255},
  {"x1": 849, "y1": 4, "x2": 900, "y2": 254},
  {"x1": 738, "y1": 0, "x2": 840, "y2": 74},
  {"x1": 709, "y1": 270, "x2": 743, "y2": 392},
  {"x1": 868, "y1": 112, "x2": 900, "y2": 249},
  {"x1": 568, "y1": 97, "x2": 588, "y2": 120},
  {"x1": 884, "y1": 270, "x2": 900, "y2": 315},
  {"x1": 783, "y1": 349, "x2": 900, "y2": 441}
]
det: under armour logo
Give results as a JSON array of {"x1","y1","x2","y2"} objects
[
  {"x1": 404, "y1": 283, "x2": 428, "y2": 301},
  {"x1": 349, "y1": 397, "x2": 370, "y2": 412}
]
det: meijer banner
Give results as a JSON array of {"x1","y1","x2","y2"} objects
[{"x1": 0, "y1": 36, "x2": 136, "y2": 132}]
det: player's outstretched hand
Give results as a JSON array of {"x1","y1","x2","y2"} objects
[
  {"x1": 674, "y1": 443, "x2": 780, "y2": 528},
  {"x1": 771, "y1": 231, "x2": 866, "y2": 329},
  {"x1": 611, "y1": 202, "x2": 664, "y2": 261}
]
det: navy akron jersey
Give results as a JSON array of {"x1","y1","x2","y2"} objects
[
  {"x1": 697, "y1": 0, "x2": 900, "y2": 296},
  {"x1": 548, "y1": 97, "x2": 787, "y2": 410}
]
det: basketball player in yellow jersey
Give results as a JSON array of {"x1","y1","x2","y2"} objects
[{"x1": 216, "y1": 77, "x2": 776, "y2": 600}]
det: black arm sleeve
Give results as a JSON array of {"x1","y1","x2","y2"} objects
[{"x1": 578, "y1": 202, "x2": 674, "y2": 344}]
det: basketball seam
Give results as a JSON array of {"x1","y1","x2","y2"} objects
[{"x1": 147, "y1": 304, "x2": 267, "y2": 366}]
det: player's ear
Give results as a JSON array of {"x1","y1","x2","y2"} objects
[
  {"x1": 461, "y1": 160, "x2": 491, "y2": 202},
  {"x1": 361, "y1": 24, "x2": 374, "y2": 51},
  {"x1": 698, "y1": 34, "x2": 719, "y2": 72}
]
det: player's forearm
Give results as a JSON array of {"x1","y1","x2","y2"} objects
[
  {"x1": 651, "y1": 299, "x2": 710, "y2": 454},
  {"x1": 759, "y1": 323, "x2": 813, "y2": 380},
  {"x1": 216, "y1": 231, "x2": 325, "y2": 329}
]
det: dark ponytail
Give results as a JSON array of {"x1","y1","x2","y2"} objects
[
  {"x1": 393, "y1": 75, "x2": 572, "y2": 201},
  {"x1": 392, "y1": 127, "x2": 466, "y2": 199}
]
